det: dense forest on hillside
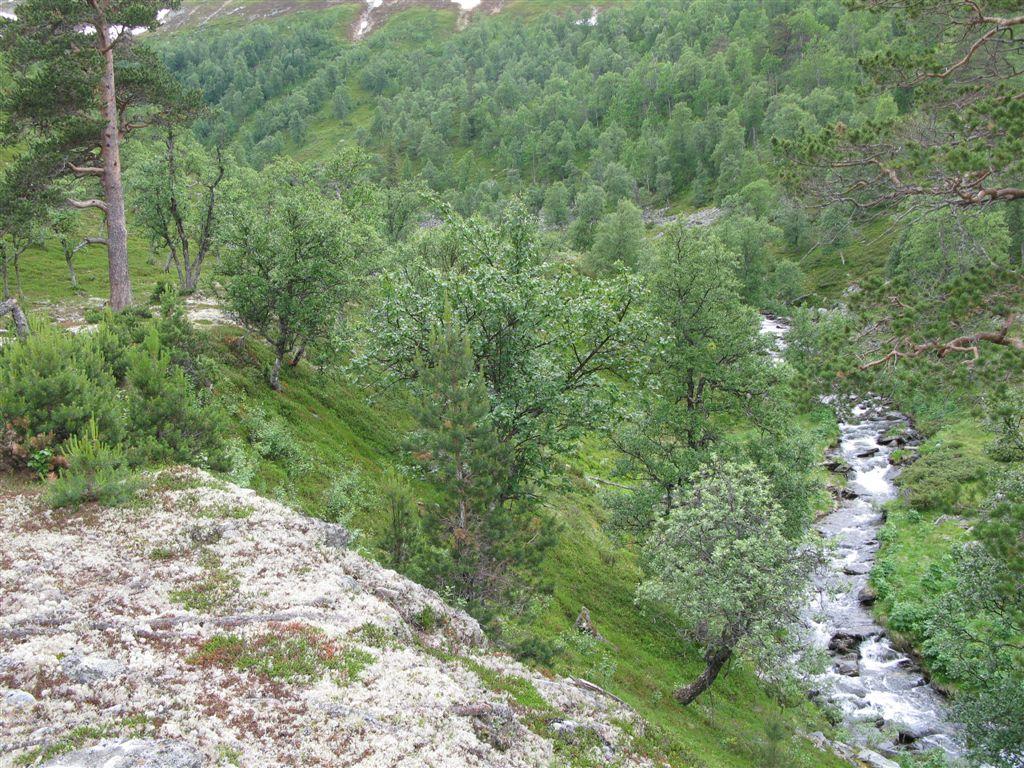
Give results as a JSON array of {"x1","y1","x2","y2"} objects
[{"x1": 1, "y1": 1, "x2": 1022, "y2": 767}]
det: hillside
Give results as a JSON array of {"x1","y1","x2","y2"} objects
[
  {"x1": 1, "y1": 0, "x2": 1021, "y2": 767},
  {"x1": 1, "y1": 468, "x2": 656, "y2": 767}
]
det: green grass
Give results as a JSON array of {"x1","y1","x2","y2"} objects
[
  {"x1": 871, "y1": 418, "x2": 997, "y2": 685},
  {"x1": 169, "y1": 550, "x2": 240, "y2": 612},
  {"x1": 800, "y1": 218, "x2": 894, "y2": 301},
  {"x1": 10, "y1": 210, "x2": 169, "y2": 308}
]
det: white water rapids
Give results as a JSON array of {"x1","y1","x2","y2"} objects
[{"x1": 761, "y1": 316, "x2": 964, "y2": 761}]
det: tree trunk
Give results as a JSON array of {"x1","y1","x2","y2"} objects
[
  {"x1": 13, "y1": 250, "x2": 23, "y2": 297},
  {"x1": 269, "y1": 351, "x2": 284, "y2": 391},
  {"x1": 0, "y1": 298, "x2": 30, "y2": 339},
  {"x1": 64, "y1": 249, "x2": 79, "y2": 289},
  {"x1": 95, "y1": 12, "x2": 132, "y2": 311},
  {"x1": 1, "y1": 250, "x2": 9, "y2": 300},
  {"x1": 674, "y1": 645, "x2": 733, "y2": 705}
]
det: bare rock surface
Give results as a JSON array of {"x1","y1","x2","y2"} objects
[
  {"x1": 0, "y1": 468, "x2": 651, "y2": 767},
  {"x1": 42, "y1": 739, "x2": 202, "y2": 768}
]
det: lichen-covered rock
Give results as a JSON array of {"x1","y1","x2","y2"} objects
[
  {"x1": 1, "y1": 468, "x2": 651, "y2": 767},
  {"x1": 60, "y1": 653, "x2": 125, "y2": 684},
  {"x1": 41, "y1": 739, "x2": 202, "y2": 768}
]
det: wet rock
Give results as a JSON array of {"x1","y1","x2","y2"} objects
[
  {"x1": 833, "y1": 657, "x2": 859, "y2": 677},
  {"x1": 843, "y1": 562, "x2": 872, "y2": 576},
  {"x1": 856, "y1": 447, "x2": 880, "y2": 458},
  {"x1": 896, "y1": 724, "x2": 937, "y2": 745},
  {"x1": 41, "y1": 738, "x2": 203, "y2": 767},
  {"x1": 834, "y1": 676, "x2": 867, "y2": 697},
  {"x1": 840, "y1": 487, "x2": 860, "y2": 500},
  {"x1": 60, "y1": 654, "x2": 124, "y2": 684},
  {"x1": 858, "y1": 586, "x2": 877, "y2": 605},
  {"x1": 823, "y1": 457, "x2": 852, "y2": 475},
  {"x1": 828, "y1": 631, "x2": 868, "y2": 655},
  {"x1": 856, "y1": 748, "x2": 900, "y2": 768}
]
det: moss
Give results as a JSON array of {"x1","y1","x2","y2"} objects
[
  {"x1": 352, "y1": 622, "x2": 400, "y2": 649},
  {"x1": 14, "y1": 715, "x2": 153, "y2": 766},
  {"x1": 463, "y1": 658, "x2": 552, "y2": 712},
  {"x1": 188, "y1": 624, "x2": 374, "y2": 683},
  {"x1": 196, "y1": 504, "x2": 253, "y2": 520},
  {"x1": 169, "y1": 550, "x2": 239, "y2": 612},
  {"x1": 149, "y1": 545, "x2": 179, "y2": 560}
]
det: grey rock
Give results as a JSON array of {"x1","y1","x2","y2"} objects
[
  {"x1": 4, "y1": 688, "x2": 36, "y2": 708},
  {"x1": 320, "y1": 521, "x2": 352, "y2": 550},
  {"x1": 833, "y1": 658, "x2": 859, "y2": 677},
  {"x1": 42, "y1": 738, "x2": 203, "y2": 767},
  {"x1": 187, "y1": 523, "x2": 222, "y2": 545},
  {"x1": 896, "y1": 722, "x2": 938, "y2": 743},
  {"x1": 843, "y1": 562, "x2": 872, "y2": 576},
  {"x1": 856, "y1": 748, "x2": 900, "y2": 768},
  {"x1": 828, "y1": 632, "x2": 868, "y2": 656},
  {"x1": 60, "y1": 654, "x2": 125, "y2": 684}
]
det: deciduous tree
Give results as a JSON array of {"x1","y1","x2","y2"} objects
[
  {"x1": 638, "y1": 461, "x2": 819, "y2": 704},
  {"x1": 216, "y1": 161, "x2": 353, "y2": 390}
]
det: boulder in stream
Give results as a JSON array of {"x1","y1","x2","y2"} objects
[{"x1": 828, "y1": 631, "x2": 870, "y2": 655}]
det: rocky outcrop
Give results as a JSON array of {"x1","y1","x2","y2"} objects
[
  {"x1": 42, "y1": 739, "x2": 203, "y2": 768},
  {"x1": 1, "y1": 469, "x2": 652, "y2": 767}
]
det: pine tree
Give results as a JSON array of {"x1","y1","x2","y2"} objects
[
  {"x1": 378, "y1": 471, "x2": 422, "y2": 571},
  {"x1": 0, "y1": 0, "x2": 193, "y2": 310},
  {"x1": 411, "y1": 321, "x2": 552, "y2": 607}
]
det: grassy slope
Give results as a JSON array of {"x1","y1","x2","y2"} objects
[
  {"x1": 5, "y1": 211, "x2": 167, "y2": 312},
  {"x1": 198, "y1": 327, "x2": 847, "y2": 768},
  {"x1": 871, "y1": 419, "x2": 998, "y2": 687}
]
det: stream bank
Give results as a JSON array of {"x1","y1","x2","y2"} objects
[{"x1": 759, "y1": 316, "x2": 963, "y2": 763}]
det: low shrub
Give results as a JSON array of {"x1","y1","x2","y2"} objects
[
  {"x1": 0, "y1": 306, "x2": 226, "y2": 481},
  {"x1": 124, "y1": 328, "x2": 227, "y2": 469},
  {"x1": 0, "y1": 323, "x2": 123, "y2": 445},
  {"x1": 46, "y1": 419, "x2": 139, "y2": 510}
]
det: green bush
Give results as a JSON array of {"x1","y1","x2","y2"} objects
[
  {"x1": 1, "y1": 311, "x2": 225, "y2": 481},
  {"x1": 123, "y1": 328, "x2": 226, "y2": 469},
  {"x1": 0, "y1": 323, "x2": 123, "y2": 444},
  {"x1": 46, "y1": 419, "x2": 139, "y2": 510}
]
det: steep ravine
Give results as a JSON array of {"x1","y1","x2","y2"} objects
[{"x1": 761, "y1": 316, "x2": 963, "y2": 764}]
